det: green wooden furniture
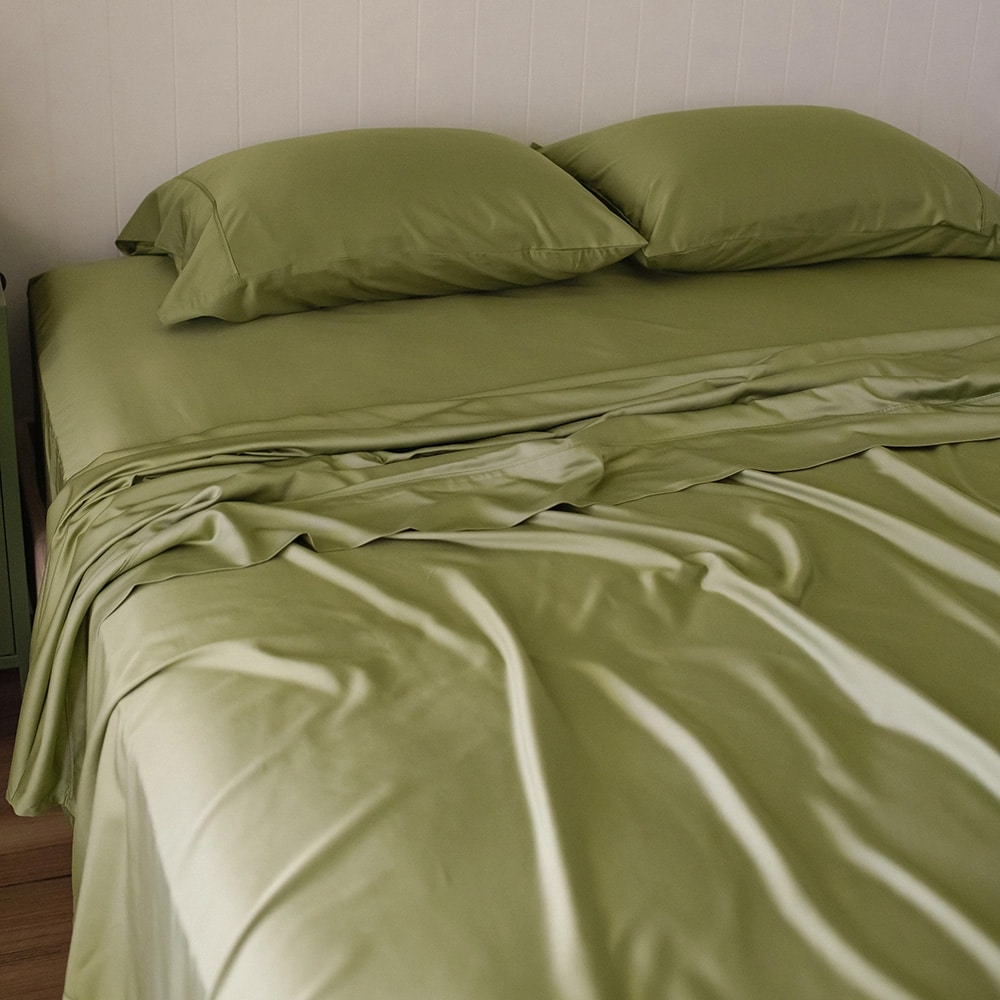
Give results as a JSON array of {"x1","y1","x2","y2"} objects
[{"x1": 0, "y1": 276, "x2": 32, "y2": 684}]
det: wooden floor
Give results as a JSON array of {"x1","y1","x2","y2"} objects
[{"x1": 0, "y1": 667, "x2": 72, "y2": 1000}]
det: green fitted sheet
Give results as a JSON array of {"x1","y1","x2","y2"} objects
[
  {"x1": 11, "y1": 255, "x2": 1000, "y2": 999},
  {"x1": 30, "y1": 253, "x2": 1000, "y2": 488}
]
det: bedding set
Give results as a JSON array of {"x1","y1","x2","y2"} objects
[{"x1": 7, "y1": 105, "x2": 1000, "y2": 999}]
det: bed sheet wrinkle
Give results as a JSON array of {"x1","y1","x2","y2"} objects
[
  {"x1": 450, "y1": 575, "x2": 607, "y2": 1000},
  {"x1": 168, "y1": 677, "x2": 359, "y2": 866},
  {"x1": 737, "y1": 463, "x2": 1000, "y2": 585},
  {"x1": 732, "y1": 455, "x2": 1000, "y2": 737},
  {"x1": 815, "y1": 802, "x2": 1000, "y2": 987},
  {"x1": 865, "y1": 443, "x2": 1000, "y2": 531},
  {"x1": 207, "y1": 784, "x2": 399, "y2": 1000},
  {"x1": 698, "y1": 551, "x2": 1000, "y2": 797},
  {"x1": 283, "y1": 543, "x2": 491, "y2": 666},
  {"x1": 579, "y1": 660, "x2": 922, "y2": 1000},
  {"x1": 109, "y1": 672, "x2": 409, "y2": 999}
]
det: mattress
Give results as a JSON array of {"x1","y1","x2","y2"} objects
[{"x1": 10, "y1": 254, "x2": 1000, "y2": 999}]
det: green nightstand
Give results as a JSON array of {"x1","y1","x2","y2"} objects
[{"x1": 0, "y1": 275, "x2": 32, "y2": 684}]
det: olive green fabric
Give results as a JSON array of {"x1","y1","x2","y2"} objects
[
  {"x1": 10, "y1": 314, "x2": 1000, "y2": 999},
  {"x1": 11, "y1": 255, "x2": 1000, "y2": 999},
  {"x1": 116, "y1": 127, "x2": 645, "y2": 324},
  {"x1": 42, "y1": 446, "x2": 1000, "y2": 1000},
  {"x1": 540, "y1": 105, "x2": 1000, "y2": 271},
  {"x1": 29, "y1": 253, "x2": 1000, "y2": 489}
]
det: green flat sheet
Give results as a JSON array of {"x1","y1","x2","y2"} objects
[{"x1": 10, "y1": 257, "x2": 1000, "y2": 999}]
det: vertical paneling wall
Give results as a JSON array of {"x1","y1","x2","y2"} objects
[{"x1": 1, "y1": 0, "x2": 999, "y2": 408}]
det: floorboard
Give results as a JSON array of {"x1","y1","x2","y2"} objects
[{"x1": 0, "y1": 668, "x2": 72, "y2": 1000}]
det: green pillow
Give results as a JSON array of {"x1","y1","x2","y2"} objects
[
  {"x1": 540, "y1": 105, "x2": 1000, "y2": 272},
  {"x1": 117, "y1": 128, "x2": 646, "y2": 324}
]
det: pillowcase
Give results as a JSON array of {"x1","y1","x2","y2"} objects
[
  {"x1": 539, "y1": 105, "x2": 1000, "y2": 272},
  {"x1": 117, "y1": 127, "x2": 646, "y2": 324}
]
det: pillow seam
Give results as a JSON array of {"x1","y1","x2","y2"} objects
[
  {"x1": 644, "y1": 220, "x2": 994, "y2": 261},
  {"x1": 954, "y1": 163, "x2": 990, "y2": 231},
  {"x1": 199, "y1": 245, "x2": 645, "y2": 287},
  {"x1": 175, "y1": 175, "x2": 243, "y2": 278}
]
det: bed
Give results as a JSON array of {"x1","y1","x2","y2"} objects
[{"x1": 7, "y1": 105, "x2": 1000, "y2": 999}]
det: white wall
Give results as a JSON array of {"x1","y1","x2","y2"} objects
[{"x1": 2, "y1": 0, "x2": 999, "y2": 410}]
